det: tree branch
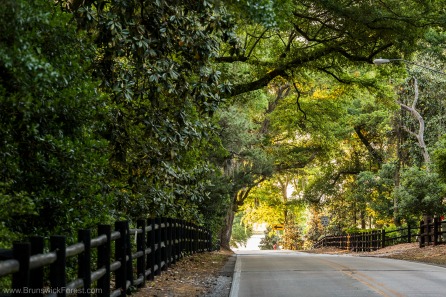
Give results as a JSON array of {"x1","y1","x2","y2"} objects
[
  {"x1": 228, "y1": 48, "x2": 333, "y2": 97},
  {"x1": 398, "y1": 77, "x2": 430, "y2": 164},
  {"x1": 354, "y1": 126, "x2": 383, "y2": 165}
]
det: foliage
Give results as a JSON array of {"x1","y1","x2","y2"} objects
[
  {"x1": 223, "y1": 0, "x2": 292, "y2": 29},
  {"x1": 219, "y1": 0, "x2": 446, "y2": 97},
  {"x1": 395, "y1": 166, "x2": 446, "y2": 219},
  {"x1": 0, "y1": 183, "x2": 35, "y2": 248},
  {"x1": 1, "y1": 0, "x2": 446, "y2": 251},
  {"x1": 353, "y1": 165, "x2": 396, "y2": 226},
  {"x1": 0, "y1": 0, "x2": 113, "y2": 240},
  {"x1": 199, "y1": 171, "x2": 232, "y2": 245},
  {"x1": 55, "y1": 0, "x2": 239, "y2": 222},
  {"x1": 230, "y1": 213, "x2": 253, "y2": 248},
  {"x1": 433, "y1": 135, "x2": 446, "y2": 182},
  {"x1": 241, "y1": 179, "x2": 284, "y2": 226},
  {"x1": 258, "y1": 227, "x2": 281, "y2": 250},
  {"x1": 282, "y1": 225, "x2": 304, "y2": 250},
  {"x1": 303, "y1": 207, "x2": 324, "y2": 249}
]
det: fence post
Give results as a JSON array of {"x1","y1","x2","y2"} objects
[
  {"x1": 197, "y1": 226, "x2": 202, "y2": 252},
  {"x1": 176, "y1": 219, "x2": 182, "y2": 259},
  {"x1": 197, "y1": 226, "x2": 201, "y2": 252},
  {"x1": 184, "y1": 221, "x2": 188, "y2": 255},
  {"x1": 407, "y1": 223, "x2": 411, "y2": 243},
  {"x1": 208, "y1": 229, "x2": 212, "y2": 252},
  {"x1": 137, "y1": 219, "x2": 146, "y2": 287},
  {"x1": 433, "y1": 217, "x2": 439, "y2": 246},
  {"x1": 365, "y1": 232, "x2": 368, "y2": 251},
  {"x1": 419, "y1": 220, "x2": 424, "y2": 248},
  {"x1": 154, "y1": 218, "x2": 162, "y2": 276},
  {"x1": 202, "y1": 227, "x2": 206, "y2": 252},
  {"x1": 184, "y1": 222, "x2": 190, "y2": 255},
  {"x1": 194, "y1": 224, "x2": 199, "y2": 253},
  {"x1": 97, "y1": 225, "x2": 111, "y2": 297},
  {"x1": 12, "y1": 242, "x2": 30, "y2": 296},
  {"x1": 126, "y1": 223, "x2": 134, "y2": 287},
  {"x1": 166, "y1": 218, "x2": 173, "y2": 266},
  {"x1": 29, "y1": 236, "x2": 44, "y2": 296},
  {"x1": 183, "y1": 222, "x2": 190, "y2": 255},
  {"x1": 361, "y1": 232, "x2": 365, "y2": 252},
  {"x1": 115, "y1": 221, "x2": 128, "y2": 296},
  {"x1": 374, "y1": 231, "x2": 379, "y2": 251},
  {"x1": 424, "y1": 215, "x2": 432, "y2": 246},
  {"x1": 203, "y1": 228, "x2": 207, "y2": 251},
  {"x1": 191, "y1": 224, "x2": 196, "y2": 253},
  {"x1": 179, "y1": 220, "x2": 185, "y2": 258},
  {"x1": 381, "y1": 230, "x2": 386, "y2": 248},
  {"x1": 190, "y1": 223, "x2": 195, "y2": 254},
  {"x1": 147, "y1": 219, "x2": 156, "y2": 279},
  {"x1": 170, "y1": 219, "x2": 177, "y2": 265},
  {"x1": 50, "y1": 235, "x2": 66, "y2": 297},
  {"x1": 160, "y1": 218, "x2": 167, "y2": 271},
  {"x1": 366, "y1": 232, "x2": 370, "y2": 252},
  {"x1": 78, "y1": 229, "x2": 91, "y2": 297}
]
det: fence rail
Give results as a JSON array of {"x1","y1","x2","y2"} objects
[
  {"x1": 419, "y1": 216, "x2": 446, "y2": 247},
  {"x1": 0, "y1": 218, "x2": 212, "y2": 297},
  {"x1": 313, "y1": 217, "x2": 446, "y2": 252}
]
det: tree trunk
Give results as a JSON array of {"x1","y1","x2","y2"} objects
[
  {"x1": 393, "y1": 111, "x2": 402, "y2": 227},
  {"x1": 360, "y1": 210, "x2": 366, "y2": 229},
  {"x1": 218, "y1": 183, "x2": 263, "y2": 249},
  {"x1": 354, "y1": 126, "x2": 383, "y2": 166},
  {"x1": 219, "y1": 208, "x2": 235, "y2": 250},
  {"x1": 399, "y1": 77, "x2": 430, "y2": 166}
]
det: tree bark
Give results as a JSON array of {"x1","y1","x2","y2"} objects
[
  {"x1": 219, "y1": 207, "x2": 235, "y2": 250},
  {"x1": 219, "y1": 186, "x2": 257, "y2": 249},
  {"x1": 393, "y1": 111, "x2": 402, "y2": 227},
  {"x1": 399, "y1": 77, "x2": 430, "y2": 166},
  {"x1": 354, "y1": 126, "x2": 383, "y2": 166},
  {"x1": 226, "y1": 48, "x2": 334, "y2": 98}
]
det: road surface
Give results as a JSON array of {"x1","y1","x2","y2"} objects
[{"x1": 230, "y1": 250, "x2": 446, "y2": 297}]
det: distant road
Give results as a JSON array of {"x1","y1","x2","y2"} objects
[{"x1": 230, "y1": 250, "x2": 446, "y2": 297}]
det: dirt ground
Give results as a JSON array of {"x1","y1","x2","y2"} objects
[
  {"x1": 133, "y1": 249, "x2": 234, "y2": 297},
  {"x1": 132, "y1": 243, "x2": 446, "y2": 297},
  {"x1": 305, "y1": 242, "x2": 446, "y2": 266}
]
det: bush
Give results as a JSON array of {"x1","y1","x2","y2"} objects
[{"x1": 259, "y1": 227, "x2": 281, "y2": 250}]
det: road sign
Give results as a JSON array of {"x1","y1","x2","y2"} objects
[
  {"x1": 320, "y1": 216, "x2": 330, "y2": 227},
  {"x1": 273, "y1": 224, "x2": 284, "y2": 231}
]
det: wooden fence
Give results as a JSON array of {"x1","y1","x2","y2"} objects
[
  {"x1": 419, "y1": 216, "x2": 446, "y2": 247},
  {"x1": 312, "y1": 229, "x2": 388, "y2": 252},
  {"x1": 0, "y1": 218, "x2": 212, "y2": 297},
  {"x1": 313, "y1": 217, "x2": 446, "y2": 251}
]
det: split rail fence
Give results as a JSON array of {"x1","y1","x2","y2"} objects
[
  {"x1": 313, "y1": 216, "x2": 446, "y2": 252},
  {"x1": 0, "y1": 218, "x2": 212, "y2": 297}
]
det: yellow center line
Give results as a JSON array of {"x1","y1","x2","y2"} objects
[{"x1": 319, "y1": 258, "x2": 404, "y2": 297}]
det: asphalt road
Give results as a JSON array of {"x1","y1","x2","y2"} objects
[{"x1": 229, "y1": 250, "x2": 446, "y2": 297}]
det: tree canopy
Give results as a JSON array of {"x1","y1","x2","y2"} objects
[{"x1": 1, "y1": 0, "x2": 446, "y2": 249}]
